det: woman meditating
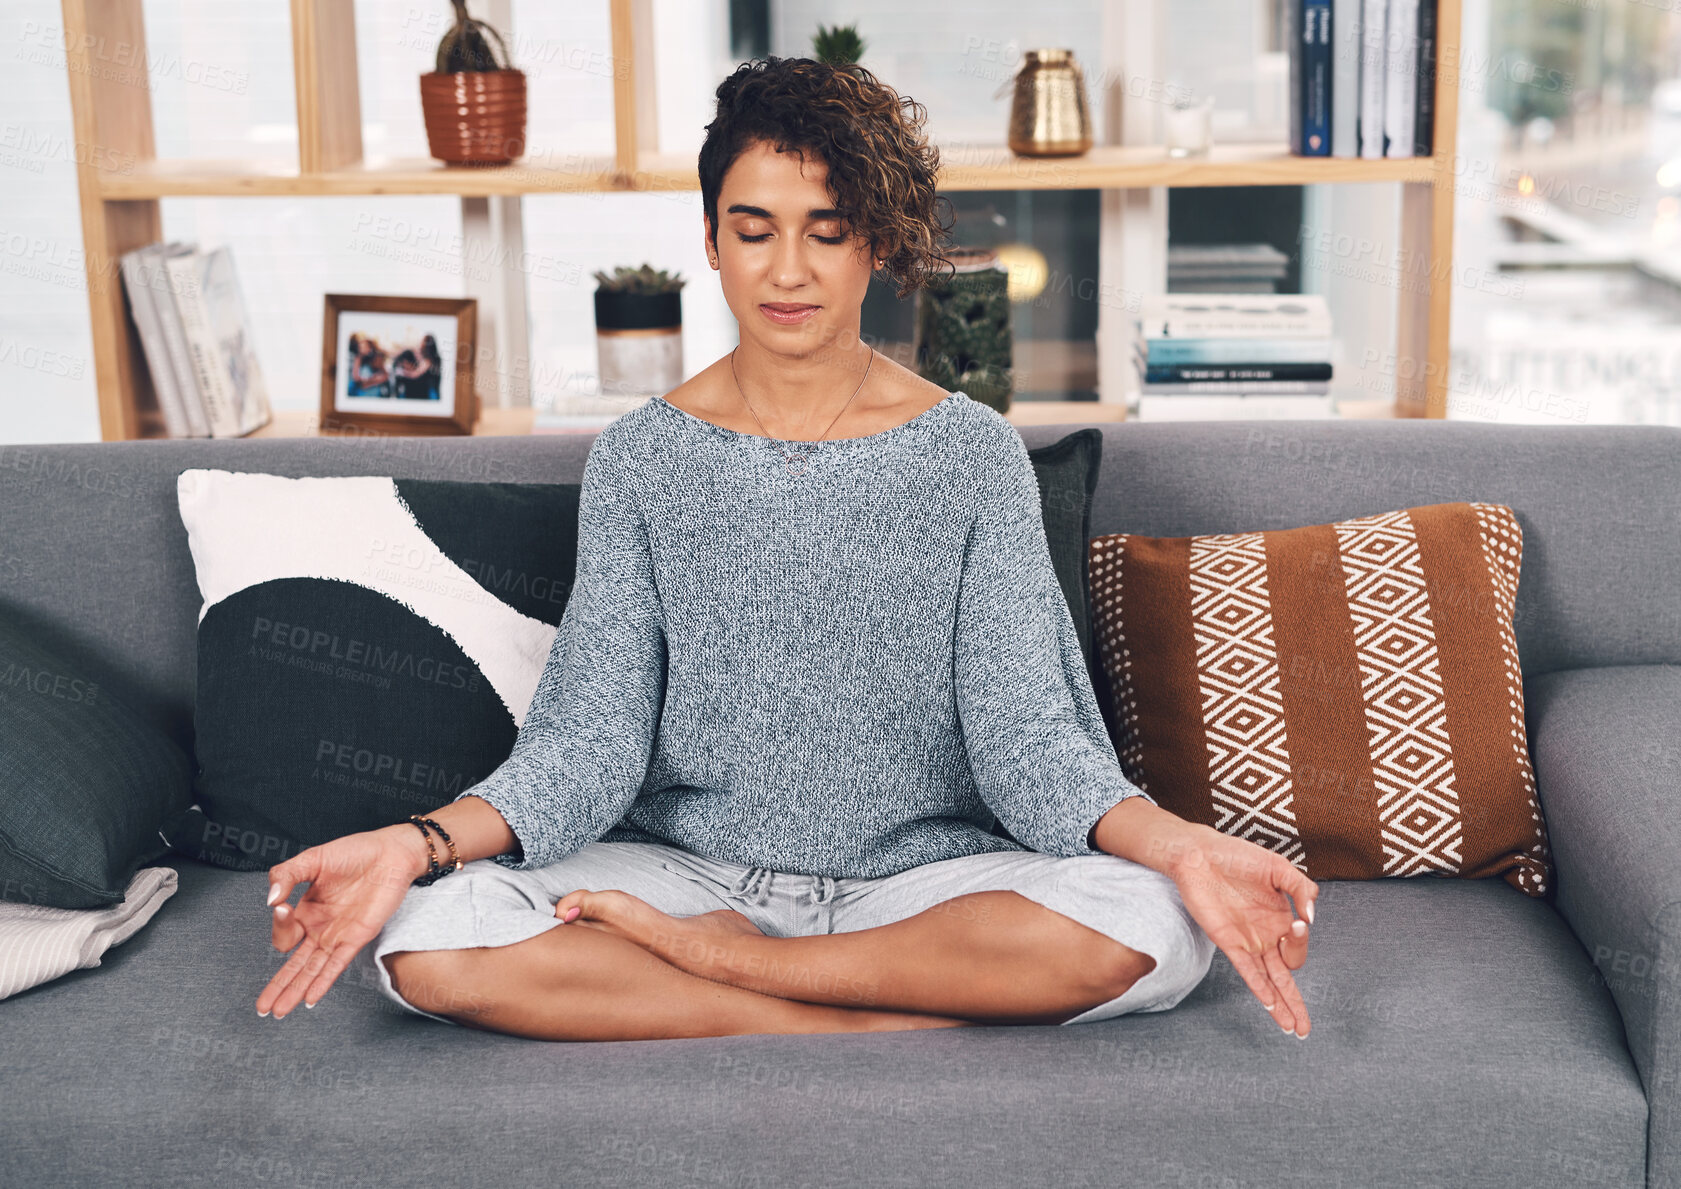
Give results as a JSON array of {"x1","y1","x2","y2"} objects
[{"x1": 255, "y1": 56, "x2": 1319, "y2": 1041}]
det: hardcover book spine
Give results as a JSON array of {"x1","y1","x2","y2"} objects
[
  {"x1": 1288, "y1": 0, "x2": 1305, "y2": 155},
  {"x1": 1303, "y1": 0, "x2": 1333, "y2": 155},
  {"x1": 1142, "y1": 362, "x2": 1334, "y2": 383},
  {"x1": 1144, "y1": 338, "x2": 1336, "y2": 365},
  {"x1": 1137, "y1": 380, "x2": 1333, "y2": 395},
  {"x1": 1413, "y1": 0, "x2": 1437, "y2": 156},
  {"x1": 150, "y1": 245, "x2": 212, "y2": 437},
  {"x1": 119, "y1": 250, "x2": 189, "y2": 438},
  {"x1": 1358, "y1": 0, "x2": 1387, "y2": 158},
  {"x1": 1140, "y1": 316, "x2": 1335, "y2": 339},
  {"x1": 164, "y1": 252, "x2": 239, "y2": 438},
  {"x1": 1330, "y1": 0, "x2": 1362, "y2": 157},
  {"x1": 1383, "y1": 0, "x2": 1419, "y2": 158}
]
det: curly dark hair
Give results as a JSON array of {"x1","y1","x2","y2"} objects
[{"x1": 698, "y1": 56, "x2": 956, "y2": 300}]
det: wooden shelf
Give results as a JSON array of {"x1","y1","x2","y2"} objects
[
  {"x1": 247, "y1": 406, "x2": 537, "y2": 437},
  {"x1": 97, "y1": 143, "x2": 1439, "y2": 200},
  {"x1": 62, "y1": 0, "x2": 1464, "y2": 438},
  {"x1": 98, "y1": 154, "x2": 621, "y2": 199},
  {"x1": 240, "y1": 400, "x2": 1131, "y2": 439},
  {"x1": 638, "y1": 143, "x2": 1444, "y2": 193}
]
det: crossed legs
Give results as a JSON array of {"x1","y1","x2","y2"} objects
[{"x1": 383, "y1": 889, "x2": 1156, "y2": 1042}]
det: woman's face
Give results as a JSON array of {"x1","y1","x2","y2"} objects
[{"x1": 707, "y1": 139, "x2": 877, "y2": 359}]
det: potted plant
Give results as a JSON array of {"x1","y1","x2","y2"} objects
[
  {"x1": 593, "y1": 265, "x2": 686, "y2": 400},
  {"x1": 913, "y1": 247, "x2": 1014, "y2": 413},
  {"x1": 419, "y1": 0, "x2": 526, "y2": 166},
  {"x1": 811, "y1": 22, "x2": 867, "y2": 67}
]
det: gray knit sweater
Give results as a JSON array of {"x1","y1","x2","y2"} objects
[{"x1": 459, "y1": 388, "x2": 1153, "y2": 879}]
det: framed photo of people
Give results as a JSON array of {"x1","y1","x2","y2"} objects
[{"x1": 320, "y1": 294, "x2": 478, "y2": 435}]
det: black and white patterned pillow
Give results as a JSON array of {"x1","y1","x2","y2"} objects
[{"x1": 163, "y1": 470, "x2": 581, "y2": 871}]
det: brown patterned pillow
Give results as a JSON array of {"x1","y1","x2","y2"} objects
[{"x1": 1088, "y1": 502, "x2": 1553, "y2": 898}]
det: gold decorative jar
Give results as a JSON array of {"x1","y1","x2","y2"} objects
[{"x1": 1006, "y1": 49, "x2": 1092, "y2": 158}]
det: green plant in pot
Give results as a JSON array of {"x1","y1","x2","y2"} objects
[
  {"x1": 812, "y1": 23, "x2": 867, "y2": 67},
  {"x1": 420, "y1": 0, "x2": 526, "y2": 166},
  {"x1": 594, "y1": 265, "x2": 687, "y2": 399},
  {"x1": 914, "y1": 247, "x2": 1015, "y2": 413}
]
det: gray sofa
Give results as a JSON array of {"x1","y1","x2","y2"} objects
[{"x1": 0, "y1": 419, "x2": 1676, "y2": 1189}]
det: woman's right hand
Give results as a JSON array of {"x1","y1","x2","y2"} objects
[{"x1": 256, "y1": 825, "x2": 432, "y2": 1019}]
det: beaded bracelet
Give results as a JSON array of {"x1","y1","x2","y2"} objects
[{"x1": 407, "y1": 815, "x2": 463, "y2": 886}]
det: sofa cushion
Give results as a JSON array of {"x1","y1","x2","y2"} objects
[
  {"x1": 1089, "y1": 502, "x2": 1553, "y2": 897},
  {"x1": 165, "y1": 471, "x2": 580, "y2": 871},
  {"x1": 0, "y1": 611, "x2": 192, "y2": 908},
  {"x1": 1025, "y1": 427, "x2": 1104, "y2": 685},
  {"x1": 0, "y1": 862, "x2": 1644, "y2": 1187}
]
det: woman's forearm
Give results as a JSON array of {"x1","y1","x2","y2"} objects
[
  {"x1": 378, "y1": 794, "x2": 520, "y2": 876},
  {"x1": 1088, "y1": 795, "x2": 1212, "y2": 876}
]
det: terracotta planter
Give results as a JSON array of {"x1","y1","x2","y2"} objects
[{"x1": 420, "y1": 69, "x2": 527, "y2": 165}]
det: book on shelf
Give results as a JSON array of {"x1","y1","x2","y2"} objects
[
  {"x1": 1139, "y1": 293, "x2": 1333, "y2": 339},
  {"x1": 1139, "y1": 361, "x2": 1333, "y2": 384},
  {"x1": 1140, "y1": 336, "x2": 1334, "y2": 366},
  {"x1": 1330, "y1": 0, "x2": 1362, "y2": 157},
  {"x1": 1357, "y1": 0, "x2": 1388, "y2": 158},
  {"x1": 1136, "y1": 393, "x2": 1337, "y2": 420},
  {"x1": 1413, "y1": 0, "x2": 1437, "y2": 155},
  {"x1": 1287, "y1": 0, "x2": 1332, "y2": 156},
  {"x1": 167, "y1": 246, "x2": 272, "y2": 437},
  {"x1": 1383, "y1": 0, "x2": 1419, "y2": 158},
  {"x1": 1166, "y1": 243, "x2": 1289, "y2": 294},
  {"x1": 1291, "y1": 0, "x2": 1439, "y2": 159},
  {"x1": 1167, "y1": 280, "x2": 1283, "y2": 294},
  {"x1": 123, "y1": 241, "x2": 272, "y2": 438},
  {"x1": 1137, "y1": 379, "x2": 1332, "y2": 395},
  {"x1": 1134, "y1": 292, "x2": 1336, "y2": 403},
  {"x1": 119, "y1": 244, "x2": 206, "y2": 438}
]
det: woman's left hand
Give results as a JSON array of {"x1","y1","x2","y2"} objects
[
  {"x1": 1093, "y1": 798, "x2": 1321, "y2": 1036},
  {"x1": 1166, "y1": 823, "x2": 1319, "y2": 1037}
]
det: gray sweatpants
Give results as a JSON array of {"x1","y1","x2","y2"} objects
[{"x1": 362, "y1": 840, "x2": 1215, "y2": 1028}]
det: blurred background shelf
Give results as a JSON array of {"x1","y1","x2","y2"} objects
[{"x1": 59, "y1": 0, "x2": 1463, "y2": 440}]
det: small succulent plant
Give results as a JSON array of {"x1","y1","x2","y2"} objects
[
  {"x1": 811, "y1": 23, "x2": 866, "y2": 67},
  {"x1": 592, "y1": 264, "x2": 687, "y2": 295},
  {"x1": 435, "y1": 0, "x2": 513, "y2": 73}
]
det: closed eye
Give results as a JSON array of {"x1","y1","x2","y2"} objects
[{"x1": 736, "y1": 233, "x2": 846, "y2": 245}]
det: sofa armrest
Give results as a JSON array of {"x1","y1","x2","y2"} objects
[{"x1": 1527, "y1": 665, "x2": 1681, "y2": 1189}]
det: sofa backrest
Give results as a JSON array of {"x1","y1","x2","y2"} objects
[{"x1": 1, "y1": 420, "x2": 1674, "y2": 751}]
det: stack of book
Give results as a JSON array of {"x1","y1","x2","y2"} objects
[
  {"x1": 1167, "y1": 244, "x2": 1290, "y2": 295},
  {"x1": 1288, "y1": 0, "x2": 1437, "y2": 159},
  {"x1": 1133, "y1": 294, "x2": 1336, "y2": 421},
  {"x1": 120, "y1": 242, "x2": 273, "y2": 438}
]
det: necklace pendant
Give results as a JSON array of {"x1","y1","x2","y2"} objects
[{"x1": 783, "y1": 451, "x2": 808, "y2": 477}]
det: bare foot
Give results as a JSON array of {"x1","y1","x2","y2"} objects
[
  {"x1": 553, "y1": 887, "x2": 691, "y2": 955},
  {"x1": 553, "y1": 889, "x2": 974, "y2": 1030}
]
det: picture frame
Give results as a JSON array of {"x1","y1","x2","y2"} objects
[{"x1": 319, "y1": 294, "x2": 478, "y2": 435}]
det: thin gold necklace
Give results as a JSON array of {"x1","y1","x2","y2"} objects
[{"x1": 729, "y1": 344, "x2": 874, "y2": 477}]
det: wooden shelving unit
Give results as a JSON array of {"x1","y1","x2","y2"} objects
[{"x1": 61, "y1": 0, "x2": 1461, "y2": 440}]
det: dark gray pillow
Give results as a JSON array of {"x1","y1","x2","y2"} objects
[
  {"x1": 164, "y1": 473, "x2": 582, "y2": 872},
  {"x1": 0, "y1": 614, "x2": 192, "y2": 909},
  {"x1": 1028, "y1": 427, "x2": 1105, "y2": 689}
]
